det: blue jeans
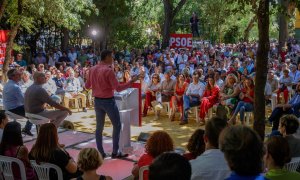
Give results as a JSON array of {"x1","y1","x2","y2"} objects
[
  {"x1": 182, "y1": 95, "x2": 200, "y2": 122},
  {"x1": 233, "y1": 101, "x2": 253, "y2": 122},
  {"x1": 94, "y1": 98, "x2": 121, "y2": 156}
]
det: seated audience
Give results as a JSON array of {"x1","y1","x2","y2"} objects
[
  {"x1": 183, "y1": 129, "x2": 205, "y2": 160},
  {"x1": 0, "y1": 121, "x2": 36, "y2": 180},
  {"x1": 131, "y1": 130, "x2": 174, "y2": 180},
  {"x1": 77, "y1": 148, "x2": 112, "y2": 180},
  {"x1": 19, "y1": 71, "x2": 33, "y2": 94},
  {"x1": 199, "y1": 76, "x2": 220, "y2": 124},
  {"x1": 264, "y1": 136, "x2": 300, "y2": 180},
  {"x1": 25, "y1": 72, "x2": 72, "y2": 128},
  {"x1": 15, "y1": 53, "x2": 27, "y2": 67},
  {"x1": 149, "y1": 152, "x2": 191, "y2": 180},
  {"x1": 155, "y1": 71, "x2": 175, "y2": 119},
  {"x1": 3, "y1": 69, "x2": 33, "y2": 136},
  {"x1": 53, "y1": 70, "x2": 66, "y2": 96},
  {"x1": 214, "y1": 70, "x2": 224, "y2": 88},
  {"x1": 143, "y1": 73, "x2": 161, "y2": 117},
  {"x1": 190, "y1": 117, "x2": 230, "y2": 180},
  {"x1": 277, "y1": 69, "x2": 292, "y2": 104},
  {"x1": 0, "y1": 110, "x2": 8, "y2": 143},
  {"x1": 218, "y1": 73, "x2": 239, "y2": 118},
  {"x1": 29, "y1": 123, "x2": 81, "y2": 179},
  {"x1": 228, "y1": 77, "x2": 254, "y2": 125},
  {"x1": 43, "y1": 71, "x2": 61, "y2": 103},
  {"x1": 170, "y1": 74, "x2": 188, "y2": 121},
  {"x1": 268, "y1": 83, "x2": 300, "y2": 131},
  {"x1": 219, "y1": 125, "x2": 266, "y2": 180},
  {"x1": 278, "y1": 115, "x2": 300, "y2": 157},
  {"x1": 64, "y1": 70, "x2": 87, "y2": 112},
  {"x1": 181, "y1": 71, "x2": 205, "y2": 125}
]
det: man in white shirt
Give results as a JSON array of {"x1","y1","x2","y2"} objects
[
  {"x1": 214, "y1": 70, "x2": 224, "y2": 88},
  {"x1": 19, "y1": 71, "x2": 33, "y2": 94},
  {"x1": 64, "y1": 71, "x2": 87, "y2": 112},
  {"x1": 43, "y1": 71, "x2": 61, "y2": 103},
  {"x1": 180, "y1": 71, "x2": 205, "y2": 125},
  {"x1": 176, "y1": 49, "x2": 188, "y2": 73},
  {"x1": 190, "y1": 117, "x2": 230, "y2": 180},
  {"x1": 289, "y1": 64, "x2": 300, "y2": 89}
]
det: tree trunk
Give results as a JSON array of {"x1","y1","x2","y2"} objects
[
  {"x1": 61, "y1": 27, "x2": 69, "y2": 51},
  {"x1": 0, "y1": 0, "x2": 8, "y2": 21},
  {"x1": 244, "y1": 15, "x2": 257, "y2": 42},
  {"x1": 253, "y1": 0, "x2": 269, "y2": 140},
  {"x1": 2, "y1": 23, "x2": 20, "y2": 82},
  {"x1": 278, "y1": 0, "x2": 289, "y2": 53},
  {"x1": 162, "y1": 0, "x2": 174, "y2": 49},
  {"x1": 161, "y1": 0, "x2": 187, "y2": 49}
]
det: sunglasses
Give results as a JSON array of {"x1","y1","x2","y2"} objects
[{"x1": 152, "y1": 77, "x2": 158, "y2": 79}]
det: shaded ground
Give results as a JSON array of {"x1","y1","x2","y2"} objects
[{"x1": 66, "y1": 108, "x2": 273, "y2": 148}]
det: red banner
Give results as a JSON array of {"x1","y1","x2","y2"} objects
[
  {"x1": 169, "y1": 34, "x2": 193, "y2": 49},
  {"x1": 0, "y1": 30, "x2": 9, "y2": 65}
]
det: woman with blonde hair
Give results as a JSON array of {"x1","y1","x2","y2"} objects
[
  {"x1": 77, "y1": 148, "x2": 112, "y2": 180},
  {"x1": 29, "y1": 123, "x2": 81, "y2": 179},
  {"x1": 131, "y1": 130, "x2": 174, "y2": 180}
]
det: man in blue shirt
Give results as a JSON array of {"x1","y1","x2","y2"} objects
[
  {"x1": 15, "y1": 53, "x2": 27, "y2": 67},
  {"x1": 3, "y1": 69, "x2": 33, "y2": 136},
  {"x1": 268, "y1": 82, "x2": 300, "y2": 131}
]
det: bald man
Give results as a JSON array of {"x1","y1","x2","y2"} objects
[{"x1": 24, "y1": 72, "x2": 72, "y2": 128}]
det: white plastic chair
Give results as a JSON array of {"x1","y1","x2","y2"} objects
[
  {"x1": 25, "y1": 113, "x2": 50, "y2": 134},
  {"x1": 284, "y1": 159, "x2": 300, "y2": 172},
  {"x1": 139, "y1": 165, "x2": 149, "y2": 180},
  {"x1": 0, "y1": 155, "x2": 27, "y2": 180},
  {"x1": 30, "y1": 160, "x2": 63, "y2": 180},
  {"x1": 5, "y1": 111, "x2": 27, "y2": 121}
]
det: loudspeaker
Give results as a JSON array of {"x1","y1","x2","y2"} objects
[{"x1": 137, "y1": 132, "x2": 151, "y2": 142}]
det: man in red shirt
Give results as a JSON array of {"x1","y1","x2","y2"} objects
[{"x1": 85, "y1": 50, "x2": 138, "y2": 158}]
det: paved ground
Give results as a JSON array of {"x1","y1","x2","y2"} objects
[
  {"x1": 65, "y1": 107, "x2": 272, "y2": 148},
  {"x1": 65, "y1": 108, "x2": 204, "y2": 148}
]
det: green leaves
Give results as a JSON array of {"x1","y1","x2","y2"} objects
[{"x1": 3, "y1": 0, "x2": 96, "y2": 32}]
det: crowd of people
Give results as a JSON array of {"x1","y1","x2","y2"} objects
[{"x1": 0, "y1": 39, "x2": 300, "y2": 179}]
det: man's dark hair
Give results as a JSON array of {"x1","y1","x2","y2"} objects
[
  {"x1": 219, "y1": 126, "x2": 264, "y2": 176},
  {"x1": 205, "y1": 117, "x2": 227, "y2": 148},
  {"x1": 149, "y1": 152, "x2": 191, "y2": 180},
  {"x1": 7, "y1": 69, "x2": 17, "y2": 80},
  {"x1": 280, "y1": 114, "x2": 300, "y2": 135},
  {"x1": 101, "y1": 50, "x2": 113, "y2": 61}
]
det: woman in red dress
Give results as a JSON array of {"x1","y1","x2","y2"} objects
[
  {"x1": 199, "y1": 76, "x2": 220, "y2": 125},
  {"x1": 170, "y1": 74, "x2": 189, "y2": 121}
]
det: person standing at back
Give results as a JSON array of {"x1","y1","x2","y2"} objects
[{"x1": 85, "y1": 50, "x2": 138, "y2": 159}]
